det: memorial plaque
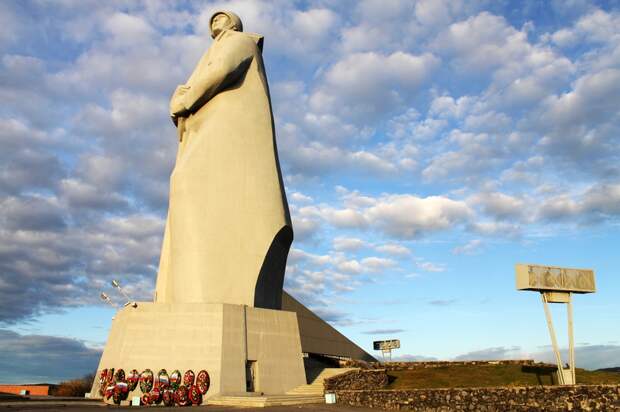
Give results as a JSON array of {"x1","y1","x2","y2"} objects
[
  {"x1": 515, "y1": 264, "x2": 595, "y2": 293},
  {"x1": 373, "y1": 339, "x2": 400, "y2": 351}
]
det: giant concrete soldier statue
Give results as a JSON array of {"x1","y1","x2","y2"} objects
[
  {"x1": 155, "y1": 11, "x2": 292, "y2": 309},
  {"x1": 92, "y1": 12, "x2": 372, "y2": 403}
]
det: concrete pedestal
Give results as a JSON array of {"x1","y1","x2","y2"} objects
[{"x1": 90, "y1": 302, "x2": 306, "y2": 403}]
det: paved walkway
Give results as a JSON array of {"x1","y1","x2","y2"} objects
[{"x1": 0, "y1": 400, "x2": 385, "y2": 412}]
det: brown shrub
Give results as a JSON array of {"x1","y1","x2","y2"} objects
[{"x1": 52, "y1": 373, "x2": 94, "y2": 397}]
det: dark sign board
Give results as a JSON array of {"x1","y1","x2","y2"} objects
[{"x1": 373, "y1": 339, "x2": 400, "y2": 350}]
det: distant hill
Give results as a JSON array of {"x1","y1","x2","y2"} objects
[{"x1": 597, "y1": 367, "x2": 620, "y2": 373}]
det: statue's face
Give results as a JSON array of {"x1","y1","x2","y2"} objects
[{"x1": 211, "y1": 13, "x2": 231, "y2": 37}]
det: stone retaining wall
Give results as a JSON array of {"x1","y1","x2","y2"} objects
[
  {"x1": 340, "y1": 359, "x2": 543, "y2": 370},
  {"x1": 325, "y1": 370, "x2": 389, "y2": 391},
  {"x1": 332, "y1": 385, "x2": 620, "y2": 411}
]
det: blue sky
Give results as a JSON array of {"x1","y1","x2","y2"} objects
[{"x1": 1, "y1": 0, "x2": 619, "y2": 383}]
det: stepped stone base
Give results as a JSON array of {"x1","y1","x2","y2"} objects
[
  {"x1": 207, "y1": 367, "x2": 357, "y2": 407},
  {"x1": 208, "y1": 394, "x2": 324, "y2": 407},
  {"x1": 287, "y1": 368, "x2": 358, "y2": 395},
  {"x1": 90, "y1": 302, "x2": 306, "y2": 404}
]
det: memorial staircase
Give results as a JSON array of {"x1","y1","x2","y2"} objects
[
  {"x1": 207, "y1": 367, "x2": 356, "y2": 407},
  {"x1": 286, "y1": 367, "x2": 357, "y2": 395}
]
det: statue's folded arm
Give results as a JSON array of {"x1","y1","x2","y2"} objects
[{"x1": 178, "y1": 34, "x2": 256, "y2": 115}]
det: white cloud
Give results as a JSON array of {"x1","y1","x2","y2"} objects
[
  {"x1": 335, "y1": 259, "x2": 364, "y2": 275},
  {"x1": 0, "y1": 3, "x2": 21, "y2": 48},
  {"x1": 540, "y1": 68, "x2": 620, "y2": 131},
  {"x1": 311, "y1": 192, "x2": 473, "y2": 239},
  {"x1": 422, "y1": 130, "x2": 510, "y2": 182},
  {"x1": 291, "y1": 8, "x2": 339, "y2": 46},
  {"x1": 323, "y1": 207, "x2": 369, "y2": 229},
  {"x1": 429, "y1": 95, "x2": 474, "y2": 119},
  {"x1": 469, "y1": 192, "x2": 526, "y2": 220},
  {"x1": 551, "y1": 9, "x2": 620, "y2": 47},
  {"x1": 537, "y1": 183, "x2": 620, "y2": 222},
  {"x1": 283, "y1": 141, "x2": 402, "y2": 177},
  {"x1": 468, "y1": 221, "x2": 522, "y2": 238},
  {"x1": 60, "y1": 178, "x2": 128, "y2": 211},
  {"x1": 375, "y1": 243, "x2": 411, "y2": 257},
  {"x1": 290, "y1": 192, "x2": 313, "y2": 203},
  {"x1": 453, "y1": 344, "x2": 620, "y2": 370},
  {"x1": 360, "y1": 256, "x2": 396, "y2": 271},
  {"x1": 433, "y1": 10, "x2": 575, "y2": 113},
  {"x1": 310, "y1": 51, "x2": 439, "y2": 122},
  {"x1": 333, "y1": 237, "x2": 367, "y2": 252},
  {"x1": 452, "y1": 239, "x2": 483, "y2": 255},
  {"x1": 432, "y1": 12, "x2": 522, "y2": 71},
  {"x1": 103, "y1": 12, "x2": 156, "y2": 48},
  {"x1": 0, "y1": 330, "x2": 102, "y2": 384},
  {"x1": 365, "y1": 194, "x2": 472, "y2": 238},
  {"x1": 453, "y1": 345, "x2": 523, "y2": 361},
  {"x1": 288, "y1": 248, "x2": 331, "y2": 266},
  {"x1": 0, "y1": 195, "x2": 65, "y2": 232},
  {"x1": 290, "y1": 207, "x2": 322, "y2": 242},
  {"x1": 417, "y1": 261, "x2": 446, "y2": 272}
]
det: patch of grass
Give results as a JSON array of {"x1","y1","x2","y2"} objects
[
  {"x1": 385, "y1": 364, "x2": 620, "y2": 389},
  {"x1": 576, "y1": 369, "x2": 620, "y2": 385}
]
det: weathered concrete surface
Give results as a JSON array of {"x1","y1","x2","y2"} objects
[
  {"x1": 91, "y1": 302, "x2": 305, "y2": 403},
  {"x1": 156, "y1": 10, "x2": 291, "y2": 310}
]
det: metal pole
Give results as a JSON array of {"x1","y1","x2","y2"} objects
[
  {"x1": 567, "y1": 293, "x2": 576, "y2": 384},
  {"x1": 541, "y1": 293, "x2": 564, "y2": 384}
]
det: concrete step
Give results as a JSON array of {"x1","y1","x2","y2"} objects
[
  {"x1": 287, "y1": 367, "x2": 358, "y2": 396},
  {"x1": 287, "y1": 390, "x2": 321, "y2": 395},
  {"x1": 310, "y1": 367, "x2": 356, "y2": 383},
  {"x1": 208, "y1": 394, "x2": 324, "y2": 407},
  {"x1": 289, "y1": 386, "x2": 323, "y2": 391}
]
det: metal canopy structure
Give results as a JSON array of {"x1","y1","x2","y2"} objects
[{"x1": 515, "y1": 263, "x2": 596, "y2": 385}]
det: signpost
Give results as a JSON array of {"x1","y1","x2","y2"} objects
[
  {"x1": 515, "y1": 264, "x2": 596, "y2": 385},
  {"x1": 373, "y1": 339, "x2": 400, "y2": 361}
]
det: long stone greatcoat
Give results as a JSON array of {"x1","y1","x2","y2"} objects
[{"x1": 155, "y1": 26, "x2": 292, "y2": 309}]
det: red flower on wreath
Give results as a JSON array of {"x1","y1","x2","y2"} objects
[
  {"x1": 112, "y1": 382, "x2": 128, "y2": 405},
  {"x1": 98, "y1": 369, "x2": 107, "y2": 396},
  {"x1": 112, "y1": 389, "x2": 121, "y2": 404},
  {"x1": 183, "y1": 369, "x2": 195, "y2": 386},
  {"x1": 189, "y1": 384, "x2": 202, "y2": 405},
  {"x1": 99, "y1": 369, "x2": 108, "y2": 385},
  {"x1": 139, "y1": 369, "x2": 154, "y2": 393},
  {"x1": 106, "y1": 368, "x2": 115, "y2": 386},
  {"x1": 157, "y1": 369, "x2": 170, "y2": 389},
  {"x1": 127, "y1": 369, "x2": 139, "y2": 391},
  {"x1": 141, "y1": 393, "x2": 151, "y2": 406},
  {"x1": 104, "y1": 384, "x2": 115, "y2": 400},
  {"x1": 169, "y1": 369, "x2": 182, "y2": 390},
  {"x1": 114, "y1": 369, "x2": 125, "y2": 382},
  {"x1": 149, "y1": 385, "x2": 162, "y2": 404},
  {"x1": 174, "y1": 384, "x2": 190, "y2": 406},
  {"x1": 197, "y1": 370, "x2": 210, "y2": 394},
  {"x1": 162, "y1": 388, "x2": 175, "y2": 407}
]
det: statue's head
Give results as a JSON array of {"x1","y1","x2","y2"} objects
[{"x1": 210, "y1": 11, "x2": 243, "y2": 38}]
